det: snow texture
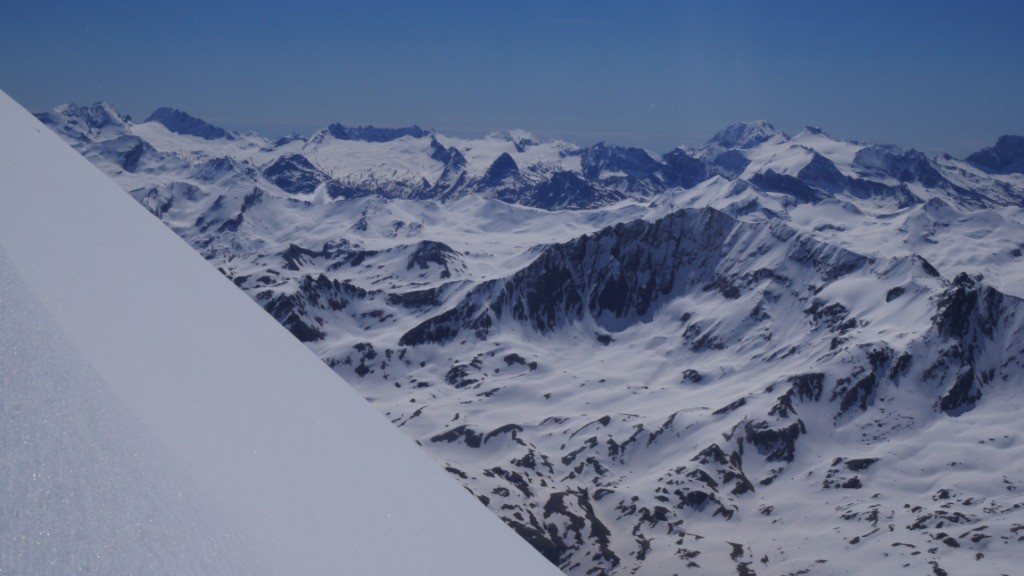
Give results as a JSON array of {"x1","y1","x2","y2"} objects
[{"x1": 0, "y1": 89, "x2": 559, "y2": 575}]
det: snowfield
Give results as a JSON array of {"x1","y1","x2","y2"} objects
[
  {"x1": 25, "y1": 96, "x2": 1024, "y2": 575},
  {"x1": 0, "y1": 89, "x2": 560, "y2": 575}
]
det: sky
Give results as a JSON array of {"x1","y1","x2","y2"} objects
[{"x1": 2, "y1": 0, "x2": 1023, "y2": 156}]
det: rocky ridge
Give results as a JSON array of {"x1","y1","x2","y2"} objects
[{"x1": 38, "y1": 102, "x2": 1024, "y2": 575}]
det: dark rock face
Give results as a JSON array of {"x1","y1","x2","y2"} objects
[
  {"x1": 518, "y1": 171, "x2": 622, "y2": 210},
  {"x1": 482, "y1": 152, "x2": 520, "y2": 184},
  {"x1": 429, "y1": 137, "x2": 467, "y2": 168},
  {"x1": 323, "y1": 181, "x2": 375, "y2": 200},
  {"x1": 326, "y1": 123, "x2": 429, "y2": 142},
  {"x1": 797, "y1": 152, "x2": 847, "y2": 193},
  {"x1": 934, "y1": 273, "x2": 986, "y2": 341},
  {"x1": 386, "y1": 286, "x2": 445, "y2": 310},
  {"x1": 259, "y1": 274, "x2": 366, "y2": 342},
  {"x1": 263, "y1": 154, "x2": 326, "y2": 195},
  {"x1": 406, "y1": 241, "x2": 460, "y2": 279},
  {"x1": 119, "y1": 139, "x2": 150, "y2": 172},
  {"x1": 661, "y1": 148, "x2": 708, "y2": 188},
  {"x1": 929, "y1": 272, "x2": 1009, "y2": 416},
  {"x1": 706, "y1": 149, "x2": 750, "y2": 179},
  {"x1": 966, "y1": 135, "x2": 1024, "y2": 173},
  {"x1": 490, "y1": 208, "x2": 732, "y2": 331},
  {"x1": 939, "y1": 367, "x2": 979, "y2": 415},
  {"x1": 399, "y1": 301, "x2": 492, "y2": 346},
  {"x1": 422, "y1": 140, "x2": 470, "y2": 200},
  {"x1": 744, "y1": 420, "x2": 804, "y2": 463},
  {"x1": 401, "y1": 206, "x2": 878, "y2": 347},
  {"x1": 476, "y1": 153, "x2": 533, "y2": 202},
  {"x1": 823, "y1": 457, "x2": 877, "y2": 488},
  {"x1": 750, "y1": 169, "x2": 828, "y2": 203},
  {"x1": 836, "y1": 373, "x2": 878, "y2": 416},
  {"x1": 431, "y1": 425, "x2": 483, "y2": 448},
  {"x1": 853, "y1": 145, "x2": 950, "y2": 188},
  {"x1": 580, "y1": 143, "x2": 661, "y2": 181},
  {"x1": 145, "y1": 107, "x2": 233, "y2": 140}
]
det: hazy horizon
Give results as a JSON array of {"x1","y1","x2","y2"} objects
[{"x1": 5, "y1": 0, "x2": 1023, "y2": 156}]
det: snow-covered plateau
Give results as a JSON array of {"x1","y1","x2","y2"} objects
[{"x1": 27, "y1": 97, "x2": 1024, "y2": 575}]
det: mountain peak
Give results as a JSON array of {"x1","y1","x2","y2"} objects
[
  {"x1": 144, "y1": 107, "x2": 233, "y2": 141},
  {"x1": 798, "y1": 125, "x2": 830, "y2": 138},
  {"x1": 37, "y1": 101, "x2": 130, "y2": 134},
  {"x1": 325, "y1": 124, "x2": 429, "y2": 143},
  {"x1": 965, "y1": 134, "x2": 1024, "y2": 173},
  {"x1": 482, "y1": 152, "x2": 519, "y2": 184},
  {"x1": 706, "y1": 120, "x2": 785, "y2": 150}
]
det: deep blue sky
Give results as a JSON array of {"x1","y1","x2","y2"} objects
[{"x1": 3, "y1": 1, "x2": 1022, "y2": 155}]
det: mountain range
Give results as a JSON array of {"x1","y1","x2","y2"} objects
[
  {"x1": 37, "y1": 101, "x2": 1024, "y2": 575},
  {"x1": 0, "y1": 91, "x2": 559, "y2": 576}
]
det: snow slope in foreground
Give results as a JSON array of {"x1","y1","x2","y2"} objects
[{"x1": 0, "y1": 89, "x2": 560, "y2": 575}]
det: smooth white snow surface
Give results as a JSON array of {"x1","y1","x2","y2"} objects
[{"x1": 0, "y1": 89, "x2": 560, "y2": 575}]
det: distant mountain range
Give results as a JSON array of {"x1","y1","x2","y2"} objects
[{"x1": 38, "y1": 102, "x2": 1024, "y2": 575}]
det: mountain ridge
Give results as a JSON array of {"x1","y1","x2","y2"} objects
[
  {"x1": 1, "y1": 90, "x2": 561, "y2": 576},
  {"x1": 35, "y1": 99, "x2": 1024, "y2": 576}
]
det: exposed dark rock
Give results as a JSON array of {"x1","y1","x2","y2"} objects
[
  {"x1": 966, "y1": 135, "x2": 1024, "y2": 173},
  {"x1": 939, "y1": 366, "x2": 980, "y2": 415},
  {"x1": 713, "y1": 398, "x2": 747, "y2": 416},
  {"x1": 387, "y1": 286, "x2": 444, "y2": 309},
  {"x1": 430, "y1": 425, "x2": 483, "y2": 448},
  {"x1": 751, "y1": 169, "x2": 828, "y2": 203},
  {"x1": 744, "y1": 420, "x2": 804, "y2": 463},
  {"x1": 836, "y1": 373, "x2": 878, "y2": 416},
  {"x1": 259, "y1": 274, "x2": 366, "y2": 342},
  {"x1": 845, "y1": 458, "x2": 879, "y2": 472},
  {"x1": 707, "y1": 150, "x2": 750, "y2": 179},
  {"x1": 145, "y1": 107, "x2": 233, "y2": 140},
  {"x1": 406, "y1": 240, "x2": 459, "y2": 279},
  {"x1": 662, "y1": 148, "x2": 707, "y2": 188},
  {"x1": 327, "y1": 123, "x2": 429, "y2": 142},
  {"x1": 263, "y1": 154, "x2": 325, "y2": 195},
  {"x1": 522, "y1": 171, "x2": 623, "y2": 210},
  {"x1": 429, "y1": 137, "x2": 467, "y2": 167},
  {"x1": 482, "y1": 152, "x2": 520, "y2": 184},
  {"x1": 886, "y1": 286, "x2": 906, "y2": 302},
  {"x1": 444, "y1": 363, "x2": 480, "y2": 389},
  {"x1": 581, "y1": 143, "x2": 662, "y2": 182},
  {"x1": 797, "y1": 152, "x2": 847, "y2": 193}
]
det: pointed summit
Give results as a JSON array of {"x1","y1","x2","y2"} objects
[
  {"x1": 35, "y1": 102, "x2": 130, "y2": 141},
  {"x1": 706, "y1": 120, "x2": 785, "y2": 150},
  {"x1": 799, "y1": 125, "x2": 828, "y2": 137},
  {"x1": 965, "y1": 135, "x2": 1024, "y2": 174},
  {"x1": 145, "y1": 107, "x2": 233, "y2": 140},
  {"x1": 482, "y1": 152, "x2": 520, "y2": 184}
]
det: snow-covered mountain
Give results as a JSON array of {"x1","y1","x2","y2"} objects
[
  {"x1": 0, "y1": 91, "x2": 560, "y2": 575},
  {"x1": 37, "y1": 101, "x2": 1024, "y2": 575}
]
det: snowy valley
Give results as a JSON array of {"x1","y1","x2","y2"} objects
[{"x1": 34, "y1": 100, "x2": 1024, "y2": 575}]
